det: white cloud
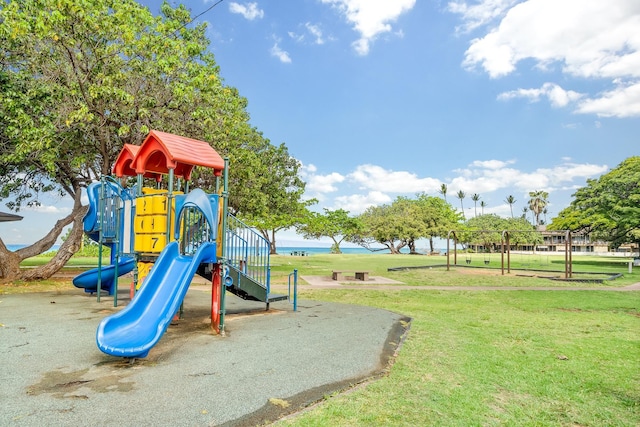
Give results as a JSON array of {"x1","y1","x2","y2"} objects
[
  {"x1": 348, "y1": 164, "x2": 441, "y2": 193},
  {"x1": 575, "y1": 82, "x2": 640, "y2": 117},
  {"x1": 498, "y1": 82, "x2": 583, "y2": 108},
  {"x1": 447, "y1": 0, "x2": 518, "y2": 32},
  {"x1": 270, "y1": 43, "x2": 292, "y2": 63},
  {"x1": 453, "y1": 0, "x2": 640, "y2": 117},
  {"x1": 288, "y1": 31, "x2": 304, "y2": 43},
  {"x1": 537, "y1": 163, "x2": 610, "y2": 184},
  {"x1": 25, "y1": 204, "x2": 70, "y2": 214},
  {"x1": 298, "y1": 159, "x2": 608, "y2": 220},
  {"x1": 228, "y1": 2, "x2": 264, "y2": 20},
  {"x1": 469, "y1": 159, "x2": 515, "y2": 169},
  {"x1": 448, "y1": 159, "x2": 608, "y2": 195},
  {"x1": 333, "y1": 191, "x2": 392, "y2": 214},
  {"x1": 306, "y1": 172, "x2": 345, "y2": 194},
  {"x1": 305, "y1": 23, "x2": 325, "y2": 45},
  {"x1": 321, "y1": 0, "x2": 416, "y2": 55}
]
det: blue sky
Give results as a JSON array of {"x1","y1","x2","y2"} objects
[{"x1": 3, "y1": 0, "x2": 639, "y2": 246}]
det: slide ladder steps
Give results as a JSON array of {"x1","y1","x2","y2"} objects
[{"x1": 223, "y1": 214, "x2": 288, "y2": 303}]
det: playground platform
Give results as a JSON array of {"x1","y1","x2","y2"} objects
[{"x1": 0, "y1": 286, "x2": 409, "y2": 426}]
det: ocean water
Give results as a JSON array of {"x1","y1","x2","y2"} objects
[
  {"x1": 6, "y1": 244, "x2": 61, "y2": 252},
  {"x1": 277, "y1": 246, "x2": 424, "y2": 255},
  {"x1": 6, "y1": 244, "x2": 433, "y2": 255}
]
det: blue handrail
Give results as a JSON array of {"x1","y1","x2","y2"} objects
[
  {"x1": 226, "y1": 214, "x2": 270, "y2": 289},
  {"x1": 288, "y1": 269, "x2": 298, "y2": 311}
]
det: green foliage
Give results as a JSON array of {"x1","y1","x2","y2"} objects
[
  {"x1": 236, "y1": 143, "x2": 315, "y2": 252},
  {"x1": 297, "y1": 208, "x2": 362, "y2": 254},
  {"x1": 549, "y1": 156, "x2": 640, "y2": 247},
  {"x1": 355, "y1": 197, "x2": 420, "y2": 253},
  {"x1": 528, "y1": 190, "x2": 549, "y2": 225},
  {"x1": 0, "y1": 0, "x2": 274, "y2": 217},
  {"x1": 459, "y1": 214, "x2": 541, "y2": 250},
  {"x1": 354, "y1": 195, "x2": 462, "y2": 253}
]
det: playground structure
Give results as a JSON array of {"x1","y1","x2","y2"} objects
[
  {"x1": 74, "y1": 130, "x2": 297, "y2": 358},
  {"x1": 446, "y1": 229, "x2": 574, "y2": 278}
]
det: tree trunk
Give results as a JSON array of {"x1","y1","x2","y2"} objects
[
  {"x1": 330, "y1": 237, "x2": 342, "y2": 254},
  {"x1": 0, "y1": 199, "x2": 87, "y2": 282},
  {"x1": 269, "y1": 229, "x2": 277, "y2": 255},
  {"x1": 0, "y1": 241, "x2": 22, "y2": 280},
  {"x1": 408, "y1": 238, "x2": 418, "y2": 254},
  {"x1": 20, "y1": 206, "x2": 87, "y2": 280}
]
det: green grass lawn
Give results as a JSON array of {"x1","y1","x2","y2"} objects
[
  {"x1": 267, "y1": 253, "x2": 640, "y2": 426},
  {"x1": 270, "y1": 252, "x2": 640, "y2": 287},
  {"x1": 279, "y1": 288, "x2": 640, "y2": 426}
]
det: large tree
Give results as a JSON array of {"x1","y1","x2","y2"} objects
[
  {"x1": 353, "y1": 195, "x2": 461, "y2": 254},
  {"x1": 236, "y1": 143, "x2": 314, "y2": 255},
  {"x1": 460, "y1": 214, "x2": 541, "y2": 252},
  {"x1": 297, "y1": 208, "x2": 362, "y2": 254},
  {"x1": 0, "y1": 0, "x2": 292, "y2": 279},
  {"x1": 549, "y1": 156, "x2": 640, "y2": 248},
  {"x1": 354, "y1": 198, "x2": 421, "y2": 254},
  {"x1": 505, "y1": 195, "x2": 516, "y2": 218},
  {"x1": 415, "y1": 193, "x2": 462, "y2": 253},
  {"x1": 528, "y1": 190, "x2": 549, "y2": 226},
  {"x1": 456, "y1": 190, "x2": 466, "y2": 219}
]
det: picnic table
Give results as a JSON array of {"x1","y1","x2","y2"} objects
[
  {"x1": 290, "y1": 250, "x2": 308, "y2": 256},
  {"x1": 332, "y1": 271, "x2": 369, "y2": 281}
]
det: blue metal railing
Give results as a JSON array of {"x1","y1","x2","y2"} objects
[
  {"x1": 288, "y1": 269, "x2": 298, "y2": 311},
  {"x1": 179, "y1": 206, "x2": 213, "y2": 257},
  {"x1": 226, "y1": 214, "x2": 270, "y2": 290}
]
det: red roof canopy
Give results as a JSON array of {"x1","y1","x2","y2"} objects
[{"x1": 112, "y1": 130, "x2": 224, "y2": 180}]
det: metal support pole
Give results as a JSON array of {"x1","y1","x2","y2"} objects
[
  {"x1": 113, "y1": 185, "x2": 121, "y2": 307},
  {"x1": 219, "y1": 158, "x2": 230, "y2": 334},
  {"x1": 97, "y1": 179, "x2": 105, "y2": 302},
  {"x1": 166, "y1": 168, "x2": 174, "y2": 245}
]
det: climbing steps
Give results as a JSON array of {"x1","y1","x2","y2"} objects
[{"x1": 197, "y1": 213, "x2": 289, "y2": 305}]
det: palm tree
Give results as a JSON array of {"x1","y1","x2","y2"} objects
[
  {"x1": 471, "y1": 193, "x2": 480, "y2": 217},
  {"x1": 528, "y1": 190, "x2": 549, "y2": 226},
  {"x1": 522, "y1": 206, "x2": 529, "y2": 223},
  {"x1": 480, "y1": 200, "x2": 487, "y2": 215},
  {"x1": 542, "y1": 207, "x2": 548, "y2": 225},
  {"x1": 504, "y1": 195, "x2": 516, "y2": 218},
  {"x1": 456, "y1": 190, "x2": 466, "y2": 219},
  {"x1": 439, "y1": 183, "x2": 448, "y2": 202}
]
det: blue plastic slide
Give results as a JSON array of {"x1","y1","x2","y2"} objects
[
  {"x1": 72, "y1": 257, "x2": 135, "y2": 295},
  {"x1": 96, "y1": 241, "x2": 217, "y2": 358},
  {"x1": 73, "y1": 181, "x2": 135, "y2": 294}
]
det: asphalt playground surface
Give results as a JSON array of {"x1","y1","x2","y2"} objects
[{"x1": 0, "y1": 284, "x2": 409, "y2": 426}]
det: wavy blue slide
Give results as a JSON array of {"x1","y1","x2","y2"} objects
[
  {"x1": 96, "y1": 241, "x2": 217, "y2": 358},
  {"x1": 72, "y1": 257, "x2": 135, "y2": 295},
  {"x1": 74, "y1": 181, "x2": 134, "y2": 294}
]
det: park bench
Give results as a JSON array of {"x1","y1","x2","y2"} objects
[
  {"x1": 332, "y1": 271, "x2": 369, "y2": 281},
  {"x1": 290, "y1": 250, "x2": 308, "y2": 256}
]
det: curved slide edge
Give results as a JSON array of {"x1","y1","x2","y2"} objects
[
  {"x1": 96, "y1": 241, "x2": 217, "y2": 358},
  {"x1": 73, "y1": 257, "x2": 135, "y2": 295},
  {"x1": 83, "y1": 180, "x2": 133, "y2": 240},
  {"x1": 83, "y1": 182, "x2": 100, "y2": 237}
]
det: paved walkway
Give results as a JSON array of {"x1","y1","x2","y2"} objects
[
  {"x1": 298, "y1": 275, "x2": 640, "y2": 291},
  {"x1": 0, "y1": 286, "x2": 409, "y2": 426}
]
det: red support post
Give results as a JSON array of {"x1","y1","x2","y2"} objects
[{"x1": 211, "y1": 263, "x2": 222, "y2": 334}]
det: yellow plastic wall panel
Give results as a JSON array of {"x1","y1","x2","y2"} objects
[
  {"x1": 141, "y1": 187, "x2": 166, "y2": 195},
  {"x1": 134, "y1": 234, "x2": 146, "y2": 252},
  {"x1": 148, "y1": 215, "x2": 168, "y2": 233},
  {"x1": 134, "y1": 216, "x2": 145, "y2": 234},
  {"x1": 151, "y1": 195, "x2": 169, "y2": 214},
  {"x1": 147, "y1": 234, "x2": 166, "y2": 252}
]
